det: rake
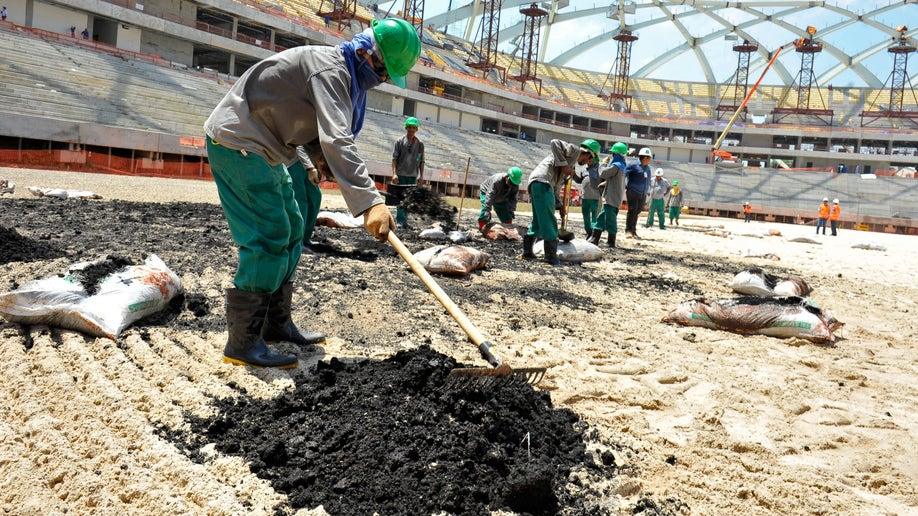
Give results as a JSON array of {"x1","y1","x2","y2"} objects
[{"x1": 387, "y1": 232, "x2": 546, "y2": 388}]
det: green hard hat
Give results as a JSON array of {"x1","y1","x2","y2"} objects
[
  {"x1": 405, "y1": 116, "x2": 419, "y2": 128},
  {"x1": 372, "y1": 18, "x2": 421, "y2": 89},
  {"x1": 611, "y1": 142, "x2": 628, "y2": 155},
  {"x1": 580, "y1": 139, "x2": 601, "y2": 163},
  {"x1": 507, "y1": 166, "x2": 522, "y2": 185}
]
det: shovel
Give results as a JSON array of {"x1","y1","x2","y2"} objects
[
  {"x1": 558, "y1": 176, "x2": 575, "y2": 242},
  {"x1": 387, "y1": 232, "x2": 546, "y2": 388}
]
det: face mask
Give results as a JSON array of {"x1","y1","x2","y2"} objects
[{"x1": 355, "y1": 56, "x2": 383, "y2": 90}]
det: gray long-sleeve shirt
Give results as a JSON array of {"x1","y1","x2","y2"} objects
[
  {"x1": 204, "y1": 45, "x2": 380, "y2": 216},
  {"x1": 575, "y1": 168, "x2": 602, "y2": 201},
  {"x1": 598, "y1": 163, "x2": 626, "y2": 207},
  {"x1": 479, "y1": 172, "x2": 519, "y2": 218},
  {"x1": 527, "y1": 139, "x2": 580, "y2": 193}
]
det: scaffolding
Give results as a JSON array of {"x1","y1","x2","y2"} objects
[
  {"x1": 466, "y1": 0, "x2": 506, "y2": 82},
  {"x1": 508, "y1": 3, "x2": 547, "y2": 95},
  {"x1": 716, "y1": 40, "x2": 758, "y2": 121},
  {"x1": 861, "y1": 26, "x2": 918, "y2": 128},
  {"x1": 773, "y1": 27, "x2": 833, "y2": 126},
  {"x1": 599, "y1": 29, "x2": 638, "y2": 112},
  {"x1": 402, "y1": 0, "x2": 424, "y2": 37}
]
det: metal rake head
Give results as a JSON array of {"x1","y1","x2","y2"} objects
[{"x1": 443, "y1": 365, "x2": 546, "y2": 390}]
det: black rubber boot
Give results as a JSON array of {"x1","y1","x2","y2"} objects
[
  {"x1": 542, "y1": 239, "x2": 560, "y2": 266},
  {"x1": 521, "y1": 234, "x2": 536, "y2": 259},
  {"x1": 606, "y1": 232, "x2": 616, "y2": 248},
  {"x1": 223, "y1": 288, "x2": 298, "y2": 369},
  {"x1": 588, "y1": 230, "x2": 602, "y2": 246},
  {"x1": 585, "y1": 228, "x2": 593, "y2": 239},
  {"x1": 263, "y1": 283, "x2": 326, "y2": 347}
]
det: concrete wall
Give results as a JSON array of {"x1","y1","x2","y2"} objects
[
  {"x1": 141, "y1": 30, "x2": 193, "y2": 65},
  {"x1": 32, "y1": 1, "x2": 85, "y2": 36}
]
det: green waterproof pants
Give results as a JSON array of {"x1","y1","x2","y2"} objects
[
  {"x1": 207, "y1": 137, "x2": 304, "y2": 293},
  {"x1": 395, "y1": 175, "x2": 417, "y2": 226},
  {"x1": 646, "y1": 198, "x2": 666, "y2": 228},
  {"x1": 592, "y1": 204, "x2": 619, "y2": 234},
  {"x1": 526, "y1": 182, "x2": 558, "y2": 241},
  {"x1": 478, "y1": 192, "x2": 513, "y2": 224},
  {"x1": 288, "y1": 160, "x2": 323, "y2": 243},
  {"x1": 668, "y1": 205, "x2": 681, "y2": 222},
  {"x1": 580, "y1": 198, "x2": 599, "y2": 234}
]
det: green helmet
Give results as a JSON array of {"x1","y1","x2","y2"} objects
[
  {"x1": 372, "y1": 18, "x2": 421, "y2": 89},
  {"x1": 405, "y1": 117, "x2": 419, "y2": 128},
  {"x1": 507, "y1": 166, "x2": 522, "y2": 185},
  {"x1": 611, "y1": 142, "x2": 628, "y2": 155},
  {"x1": 580, "y1": 139, "x2": 601, "y2": 163}
]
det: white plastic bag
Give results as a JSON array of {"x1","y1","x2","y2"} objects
[
  {"x1": 729, "y1": 269, "x2": 812, "y2": 297},
  {"x1": 0, "y1": 255, "x2": 183, "y2": 339},
  {"x1": 533, "y1": 238, "x2": 604, "y2": 263},
  {"x1": 315, "y1": 211, "x2": 363, "y2": 229}
]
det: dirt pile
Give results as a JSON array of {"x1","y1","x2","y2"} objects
[{"x1": 160, "y1": 346, "x2": 620, "y2": 515}]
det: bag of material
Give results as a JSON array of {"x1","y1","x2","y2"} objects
[
  {"x1": 534, "y1": 238, "x2": 604, "y2": 263},
  {"x1": 481, "y1": 223, "x2": 522, "y2": 241},
  {"x1": 0, "y1": 255, "x2": 183, "y2": 339},
  {"x1": 662, "y1": 296, "x2": 842, "y2": 344},
  {"x1": 27, "y1": 186, "x2": 102, "y2": 199},
  {"x1": 413, "y1": 245, "x2": 489, "y2": 276},
  {"x1": 315, "y1": 211, "x2": 363, "y2": 229},
  {"x1": 729, "y1": 269, "x2": 812, "y2": 297},
  {"x1": 851, "y1": 242, "x2": 886, "y2": 251}
]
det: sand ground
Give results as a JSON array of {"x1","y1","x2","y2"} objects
[{"x1": 1, "y1": 167, "x2": 917, "y2": 515}]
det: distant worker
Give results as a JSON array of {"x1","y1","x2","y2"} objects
[
  {"x1": 645, "y1": 168, "x2": 671, "y2": 230},
  {"x1": 816, "y1": 197, "x2": 830, "y2": 235},
  {"x1": 81, "y1": 27, "x2": 89, "y2": 39},
  {"x1": 522, "y1": 139, "x2": 598, "y2": 265},
  {"x1": 574, "y1": 142, "x2": 602, "y2": 239},
  {"x1": 666, "y1": 180, "x2": 683, "y2": 226},
  {"x1": 830, "y1": 198, "x2": 841, "y2": 236},
  {"x1": 1, "y1": 6, "x2": 7, "y2": 21},
  {"x1": 623, "y1": 147, "x2": 653, "y2": 238},
  {"x1": 744, "y1": 201, "x2": 752, "y2": 223},
  {"x1": 477, "y1": 167, "x2": 522, "y2": 230},
  {"x1": 203, "y1": 18, "x2": 421, "y2": 369},
  {"x1": 588, "y1": 141, "x2": 626, "y2": 248},
  {"x1": 391, "y1": 116, "x2": 425, "y2": 230}
]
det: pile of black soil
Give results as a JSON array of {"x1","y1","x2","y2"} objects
[
  {"x1": 160, "y1": 346, "x2": 619, "y2": 515},
  {"x1": 400, "y1": 187, "x2": 457, "y2": 229},
  {"x1": 66, "y1": 254, "x2": 134, "y2": 295},
  {"x1": 0, "y1": 225, "x2": 64, "y2": 265}
]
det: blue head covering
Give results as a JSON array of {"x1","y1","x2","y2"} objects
[{"x1": 339, "y1": 29, "x2": 382, "y2": 137}]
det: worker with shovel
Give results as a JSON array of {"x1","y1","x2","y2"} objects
[
  {"x1": 588, "y1": 141, "x2": 627, "y2": 248},
  {"x1": 521, "y1": 139, "x2": 600, "y2": 265},
  {"x1": 204, "y1": 18, "x2": 421, "y2": 369},
  {"x1": 477, "y1": 167, "x2": 522, "y2": 230}
]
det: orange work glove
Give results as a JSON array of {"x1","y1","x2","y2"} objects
[{"x1": 363, "y1": 203, "x2": 394, "y2": 242}]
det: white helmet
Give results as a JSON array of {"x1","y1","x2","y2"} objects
[
  {"x1": 638, "y1": 147, "x2": 653, "y2": 157},
  {"x1": 833, "y1": 198, "x2": 839, "y2": 204},
  {"x1": 823, "y1": 197, "x2": 829, "y2": 202},
  {"x1": 654, "y1": 168, "x2": 664, "y2": 177}
]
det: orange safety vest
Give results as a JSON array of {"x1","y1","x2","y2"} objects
[
  {"x1": 744, "y1": 204, "x2": 752, "y2": 214},
  {"x1": 818, "y1": 203, "x2": 830, "y2": 219},
  {"x1": 830, "y1": 204, "x2": 841, "y2": 221}
]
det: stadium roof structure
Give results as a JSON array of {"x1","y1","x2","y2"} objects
[{"x1": 408, "y1": 0, "x2": 918, "y2": 89}]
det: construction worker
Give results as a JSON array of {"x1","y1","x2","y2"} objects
[
  {"x1": 522, "y1": 139, "x2": 599, "y2": 265},
  {"x1": 477, "y1": 167, "x2": 522, "y2": 230},
  {"x1": 204, "y1": 18, "x2": 421, "y2": 369},
  {"x1": 816, "y1": 197, "x2": 830, "y2": 235},
  {"x1": 645, "y1": 168, "x2": 671, "y2": 230},
  {"x1": 391, "y1": 116, "x2": 425, "y2": 230},
  {"x1": 588, "y1": 141, "x2": 626, "y2": 248},
  {"x1": 744, "y1": 201, "x2": 752, "y2": 222},
  {"x1": 830, "y1": 198, "x2": 841, "y2": 236},
  {"x1": 624, "y1": 147, "x2": 653, "y2": 238},
  {"x1": 575, "y1": 145, "x2": 602, "y2": 239},
  {"x1": 667, "y1": 180, "x2": 683, "y2": 226}
]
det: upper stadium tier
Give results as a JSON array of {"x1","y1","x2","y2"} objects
[{"x1": 414, "y1": 0, "x2": 917, "y2": 89}]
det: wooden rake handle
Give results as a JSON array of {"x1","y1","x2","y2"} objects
[{"x1": 387, "y1": 232, "x2": 504, "y2": 367}]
